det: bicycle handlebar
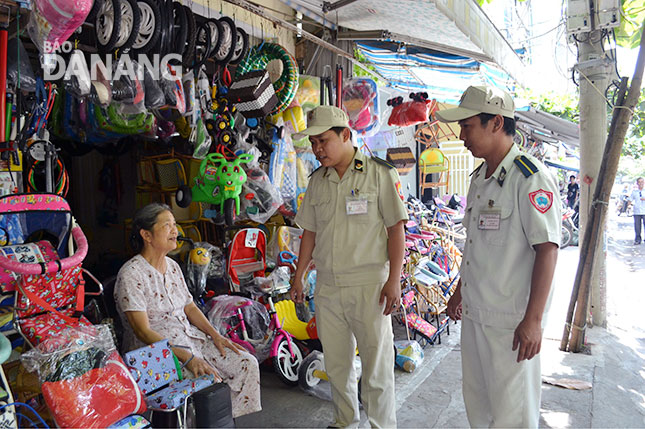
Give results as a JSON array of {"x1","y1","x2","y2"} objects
[{"x1": 0, "y1": 226, "x2": 88, "y2": 275}]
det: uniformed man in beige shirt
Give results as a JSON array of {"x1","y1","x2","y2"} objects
[
  {"x1": 438, "y1": 85, "x2": 561, "y2": 428},
  {"x1": 290, "y1": 105, "x2": 408, "y2": 428}
]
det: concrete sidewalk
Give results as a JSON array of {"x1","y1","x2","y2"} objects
[{"x1": 237, "y1": 212, "x2": 645, "y2": 428}]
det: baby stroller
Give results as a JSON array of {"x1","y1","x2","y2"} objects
[{"x1": 0, "y1": 193, "x2": 102, "y2": 347}]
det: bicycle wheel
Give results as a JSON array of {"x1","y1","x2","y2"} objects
[
  {"x1": 213, "y1": 16, "x2": 236, "y2": 64},
  {"x1": 228, "y1": 27, "x2": 248, "y2": 65},
  {"x1": 170, "y1": 2, "x2": 187, "y2": 62},
  {"x1": 131, "y1": 0, "x2": 161, "y2": 55},
  {"x1": 273, "y1": 337, "x2": 303, "y2": 386},
  {"x1": 95, "y1": 0, "x2": 122, "y2": 53},
  {"x1": 204, "y1": 18, "x2": 223, "y2": 59},
  {"x1": 114, "y1": 0, "x2": 141, "y2": 52},
  {"x1": 297, "y1": 350, "x2": 325, "y2": 390},
  {"x1": 182, "y1": 5, "x2": 197, "y2": 68},
  {"x1": 191, "y1": 21, "x2": 212, "y2": 71},
  {"x1": 561, "y1": 223, "x2": 572, "y2": 249}
]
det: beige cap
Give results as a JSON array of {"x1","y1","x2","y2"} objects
[
  {"x1": 436, "y1": 85, "x2": 515, "y2": 122},
  {"x1": 300, "y1": 105, "x2": 350, "y2": 136}
]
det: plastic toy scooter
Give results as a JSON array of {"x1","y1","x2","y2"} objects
[{"x1": 176, "y1": 152, "x2": 254, "y2": 226}]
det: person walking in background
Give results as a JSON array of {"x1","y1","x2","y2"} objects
[
  {"x1": 567, "y1": 175, "x2": 579, "y2": 209},
  {"x1": 630, "y1": 177, "x2": 645, "y2": 244},
  {"x1": 438, "y1": 85, "x2": 560, "y2": 428}
]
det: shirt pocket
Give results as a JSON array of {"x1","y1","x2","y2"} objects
[
  {"x1": 348, "y1": 193, "x2": 377, "y2": 224},
  {"x1": 311, "y1": 194, "x2": 333, "y2": 224},
  {"x1": 481, "y1": 204, "x2": 514, "y2": 246}
]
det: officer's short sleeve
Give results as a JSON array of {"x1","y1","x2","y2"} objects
[
  {"x1": 378, "y1": 167, "x2": 409, "y2": 228},
  {"x1": 518, "y1": 169, "x2": 562, "y2": 247},
  {"x1": 295, "y1": 175, "x2": 317, "y2": 232}
]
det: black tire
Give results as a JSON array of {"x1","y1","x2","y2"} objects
[
  {"x1": 214, "y1": 16, "x2": 236, "y2": 64},
  {"x1": 176, "y1": 185, "x2": 193, "y2": 208},
  {"x1": 131, "y1": 0, "x2": 161, "y2": 55},
  {"x1": 561, "y1": 223, "x2": 572, "y2": 249},
  {"x1": 273, "y1": 337, "x2": 303, "y2": 386},
  {"x1": 95, "y1": 0, "x2": 122, "y2": 53},
  {"x1": 297, "y1": 350, "x2": 324, "y2": 390},
  {"x1": 205, "y1": 18, "x2": 223, "y2": 59},
  {"x1": 224, "y1": 198, "x2": 236, "y2": 226},
  {"x1": 228, "y1": 27, "x2": 248, "y2": 65},
  {"x1": 182, "y1": 5, "x2": 197, "y2": 68},
  {"x1": 171, "y1": 2, "x2": 187, "y2": 58},
  {"x1": 86, "y1": 0, "x2": 105, "y2": 22},
  {"x1": 192, "y1": 21, "x2": 212, "y2": 71},
  {"x1": 114, "y1": 0, "x2": 141, "y2": 52}
]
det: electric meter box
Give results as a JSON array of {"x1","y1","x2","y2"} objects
[
  {"x1": 566, "y1": 0, "x2": 591, "y2": 34},
  {"x1": 595, "y1": 0, "x2": 620, "y2": 30}
]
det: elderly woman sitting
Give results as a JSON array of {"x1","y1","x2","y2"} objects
[{"x1": 114, "y1": 203, "x2": 261, "y2": 418}]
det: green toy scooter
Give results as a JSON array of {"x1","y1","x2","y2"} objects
[{"x1": 176, "y1": 153, "x2": 254, "y2": 226}]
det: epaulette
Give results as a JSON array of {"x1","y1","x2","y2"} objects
[
  {"x1": 514, "y1": 155, "x2": 538, "y2": 178},
  {"x1": 308, "y1": 165, "x2": 323, "y2": 178},
  {"x1": 469, "y1": 163, "x2": 484, "y2": 177},
  {"x1": 371, "y1": 156, "x2": 395, "y2": 169}
]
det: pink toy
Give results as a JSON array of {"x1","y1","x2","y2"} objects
[{"x1": 28, "y1": 0, "x2": 93, "y2": 53}]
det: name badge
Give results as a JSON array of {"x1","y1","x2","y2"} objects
[
  {"x1": 478, "y1": 210, "x2": 501, "y2": 230},
  {"x1": 346, "y1": 196, "x2": 368, "y2": 215}
]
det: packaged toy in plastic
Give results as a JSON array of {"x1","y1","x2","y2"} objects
[
  {"x1": 394, "y1": 340, "x2": 424, "y2": 373},
  {"x1": 387, "y1": 92, "x2": 434, "y2": 127},
  {"x1": 27, "y1": 0, "x2": 93, "y2": 55},
  {"x1": 342, "y1": 78, "x2": 380, "y2": 137},
  {"x1": 21, "y1": 325, "x2": 146, "y2": 428},
  {"x1": 206, "y1": 295, "x2": 272, "y2": 362},
  {"x1": 240, "y1": 166, "x2": 283, "y2": 224}
]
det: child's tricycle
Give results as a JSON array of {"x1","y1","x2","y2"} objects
[{"x1": 176, "y1": 153, "x2": 254, "y2": 226}]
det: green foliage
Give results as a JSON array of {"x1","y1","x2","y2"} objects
[
  {"x1": 518, "y1": 88, "x2": 580, "y2": 123},
  {"x1": 615, "y1": 0, "x2": 645, "y2": 49},
  {"x1": 352, "y1": 48, "x2": 383, "y2": 86}
]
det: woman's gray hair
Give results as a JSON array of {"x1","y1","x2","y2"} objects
[{"x1": 130, "y1": 203, "x2": 172, "y2": 253}]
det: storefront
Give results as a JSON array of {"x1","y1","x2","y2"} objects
[{"x1": 0, "y1": 0, "x2": 531, "y2": 426}]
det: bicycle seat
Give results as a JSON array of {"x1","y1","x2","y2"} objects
[{"x1": 274, "y1": 300, "x2": 310, "y2": 340}]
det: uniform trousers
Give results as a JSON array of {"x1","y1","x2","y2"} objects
[
  {"x1": 461, "y1": 317, "x2": 541, "y2": 428},
  {"x1": 315, "y1": 282, "x2": 396, "y2": 428}
]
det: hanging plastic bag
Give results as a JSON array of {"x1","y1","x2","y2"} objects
[
  {"x1": 240, "y1": 166, "x2": 283, "y2": 224},
  {"x1": 295, "y1": 148, "x2": 320, "y2": 211},
  {"x1": 387, "y1": 92, "x2": 433, "y2": 127},
  {"x1": 7, "y1": 37, "x2": 36, "y2": 92},
  {"x1": 27, "y1": 0, "x2": 92, "y2": 55},
  {"x1": 394, "y1": 340, "x2": 424, "y2": 373},
  {"x1": 268, "y1": 122, "x2": 297, "y2": 215},
  {"x1": 186, "y1": 242, "x2": 217, "y2": 299},
  {"x1": 342, "y1": 78, "x2": 380, "y2": 137},
  {"x1": 21, "y1": 325, "x2": 146, "y2": 428}
]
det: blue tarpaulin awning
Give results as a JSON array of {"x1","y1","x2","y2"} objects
[{"x1": 355, "y1": 41, "x2": 515, "y2": 104}]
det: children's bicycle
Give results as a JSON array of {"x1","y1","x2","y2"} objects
[{"x1": 207, "y1": 287, "x2": 303, "y2": 386}]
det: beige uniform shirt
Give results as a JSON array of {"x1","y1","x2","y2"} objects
[
  {"x1": 295, "y1": 148, "x2": 408, "y2": 287},
  {"x1": 461, "y1": 144, "x2": 561, "y2": 329}
]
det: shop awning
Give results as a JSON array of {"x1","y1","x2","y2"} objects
[
  {"x1": 544, "y1": 159, "x2": 580, "y2": 172},
  {"x1": 515, "y1": 107, "x2": 580, "y2": 148},
  {"x1": 355, "y1": 41, "x2": 515, "y2": 104},
  {"x1": 278, "y1": 0, "x2": 527, "y2": 86}
]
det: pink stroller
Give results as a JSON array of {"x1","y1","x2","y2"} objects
[{"x1": 0, "y1": 193, "x2": 101, "y2": 347}]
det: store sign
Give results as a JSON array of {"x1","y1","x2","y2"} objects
[{"x1": 42, "y1": 43, "x2": 182, "y2": 82}]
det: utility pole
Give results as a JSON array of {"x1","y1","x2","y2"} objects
[{"x1": 574, "y1": 1, "x2": 613, "y2": 329}]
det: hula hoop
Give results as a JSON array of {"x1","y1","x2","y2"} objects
[{"x1": 235, "y1": 42, "x2": 299, "y2": 115}]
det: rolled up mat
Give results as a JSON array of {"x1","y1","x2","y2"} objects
[{"x1": 0, "y1": 27, "x2": 7, "y2": 142}]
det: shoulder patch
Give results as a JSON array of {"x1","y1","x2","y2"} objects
[
  {"x1": 528, "y1": 189, "x2": 553, "y2": 213},
  {"x1": 470, "y1": 163, "x2": 484, "y2": 177},
  {"x1": 514, "y1": 155, "x2": 538, "y2": 178},
  {"x1": 371, "y1": 156, "x2": 395, "y2": 169}
]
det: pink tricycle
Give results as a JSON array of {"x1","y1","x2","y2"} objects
[{"x1": 206, "y1": 289, "x2": 303, "y2": 386}]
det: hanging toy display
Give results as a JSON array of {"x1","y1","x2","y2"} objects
[
  {"x1": 235, "y1": 42, "x2": 299, "y2": 115},
  {"x1": 226, "y1": 70, "x2": 279, "y2": 119},
  {"x1": 387, "y1": 92, "x2": 434, "y2": 127},
  {"x1": 341, "y1": 78, "x2": 380, "y2": 137}
]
